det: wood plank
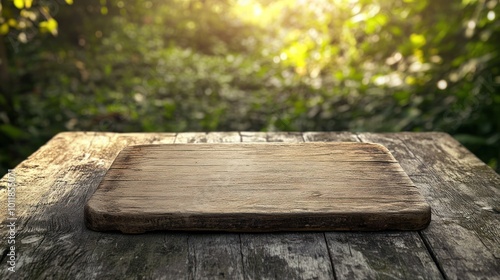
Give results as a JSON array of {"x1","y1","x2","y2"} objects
[
  {"x1": 240, "y1": 132, "x2": 335, "y2": 280},
  {"x1": 241, "y1": 133, "x2": 439, "y2": 279},
  {"x1": 303, "y1": 133, "x2": 443, "y2": 280},
  {"x1": 1, "y1": 131, "x2": 494, "y2": 279},
  {"x1": 207, "y1": 131, "x2": 241, "y2": 143},
  {"x1": 0, "y1": 132, "x2": 191, "y2": 279},
  {"x1": 85, "y1": 142, "x2": 430, "y2": 232},
  {"x1": 266, "y1": 131, "x2": 304, "y2": 142},
  {"x1": 326, "y1": 232, "x2": 442, "y2": 280},
  {"x1": 358, "y1": 132, "x2": 500, "y2": 280},
  {"x1": 175, "y1": 132, "x2": 208, "y2": 143},
  {"x1": 303, "y1": 131, "x2": 359, "y2": 142},
  {"x1": 187, "y1": 234, "x2": 243, "y2": 279},
  {"x1": 240, "y1": 131, "x2": 267, "y2": 142},
  {"x1": 240, "y1": 233, "x2": 334, "y2": 280},
  {"x1": 174, "y1": 132, "x2": 245, "y2": 280}
]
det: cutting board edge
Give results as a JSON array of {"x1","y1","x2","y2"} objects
[{"x1": 84, "y1": 201, "x2": 431, "y2": 234}]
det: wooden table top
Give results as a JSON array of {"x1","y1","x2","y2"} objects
[{"x1": 0, "y1": 131, "x2": 498, "y2": 279}]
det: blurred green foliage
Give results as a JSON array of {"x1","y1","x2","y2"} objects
[{"x1": 1, "y1": 0, "x2": 499, "y2": 175}]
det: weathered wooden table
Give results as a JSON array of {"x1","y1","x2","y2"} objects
[{"x1": 0, "y1": 132, "x2": 498, "y2": 279}]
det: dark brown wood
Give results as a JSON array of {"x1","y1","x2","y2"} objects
[
  {"x1": 84, "y1": 142, "x2": 430, "y2": 233},
  {"x1": 0, "y1": 131, "x2": 497, "y2": 279}
]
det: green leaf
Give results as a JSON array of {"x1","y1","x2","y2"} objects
[
  {"x1": 454, "y1": 134, "x2": 488, "y2": 145},
  {"x1": 0, "y1": 125, "x2": 25, "y2": 139},
  {"x1": 104, "y1": 64, "x2": 112, "y2": 76}
]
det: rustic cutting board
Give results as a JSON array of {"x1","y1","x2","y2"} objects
[{"x1": 85, "y1": 142, "x2": 431, "y2": 233}]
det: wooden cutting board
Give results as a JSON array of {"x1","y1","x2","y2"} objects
[{"x1": 85, "y1": 143, "x2": 431, "y2": 233}]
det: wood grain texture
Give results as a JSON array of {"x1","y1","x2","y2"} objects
[
  {"x1": 240, "y1": 232, "x2": 334, "y2": 280},
  {"x1": 85, "y1": 142, "x2": 430, "y2": 233},
  {"x1": 0, "y1": 132, "x2": 193, "y2": 279},
  {"x1": 302, "y1": 133, "x2": 443, "y2": 280},
  {"x1": 326, "y1": 232, "x2": 443, "y2": 280},
  {"x1": 358, "y1": 133, "x2": 500, "y2": 280},
  {"x1": 0, "y1": 131, "x2": 497, "y2": 279},
  {"x1": 176, "y1": 132, "x2": 245, "y2": 280},
  {"x1": 239, "y1": 132, "x2": 336, "y2": 280}
]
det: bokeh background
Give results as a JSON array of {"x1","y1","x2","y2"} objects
[{"x1": 1, "y1": 0, "x2": 499, "y2": 176}]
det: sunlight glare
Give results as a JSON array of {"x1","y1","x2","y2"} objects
[
  {"x1": 253, "y1": 4, "x2": 263, "y2": 16},
  {"x1": 487, "y1": 11, "x2": 495, "y2": 21},
  {"x1": 234, "y1": 0, "x2": 267, "y2": 25},
  {"x1": 437, "y1": 80, "x2": 448, "y2": 90}
]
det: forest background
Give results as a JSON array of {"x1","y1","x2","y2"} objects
[{"x1": 1, "y1": 0, "x2": 499, "y2": 175}]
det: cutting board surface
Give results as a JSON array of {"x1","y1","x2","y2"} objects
[{"x1": 85, "y1": 143, "x2": 431, "y2": 233}]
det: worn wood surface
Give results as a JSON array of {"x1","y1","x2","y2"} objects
[
  {"x1": 85, "y1": 142, "x2": 430, "y2": 233},
  {"x1": 0, "y1": 131, "x2": 498, "y2": 279}
]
